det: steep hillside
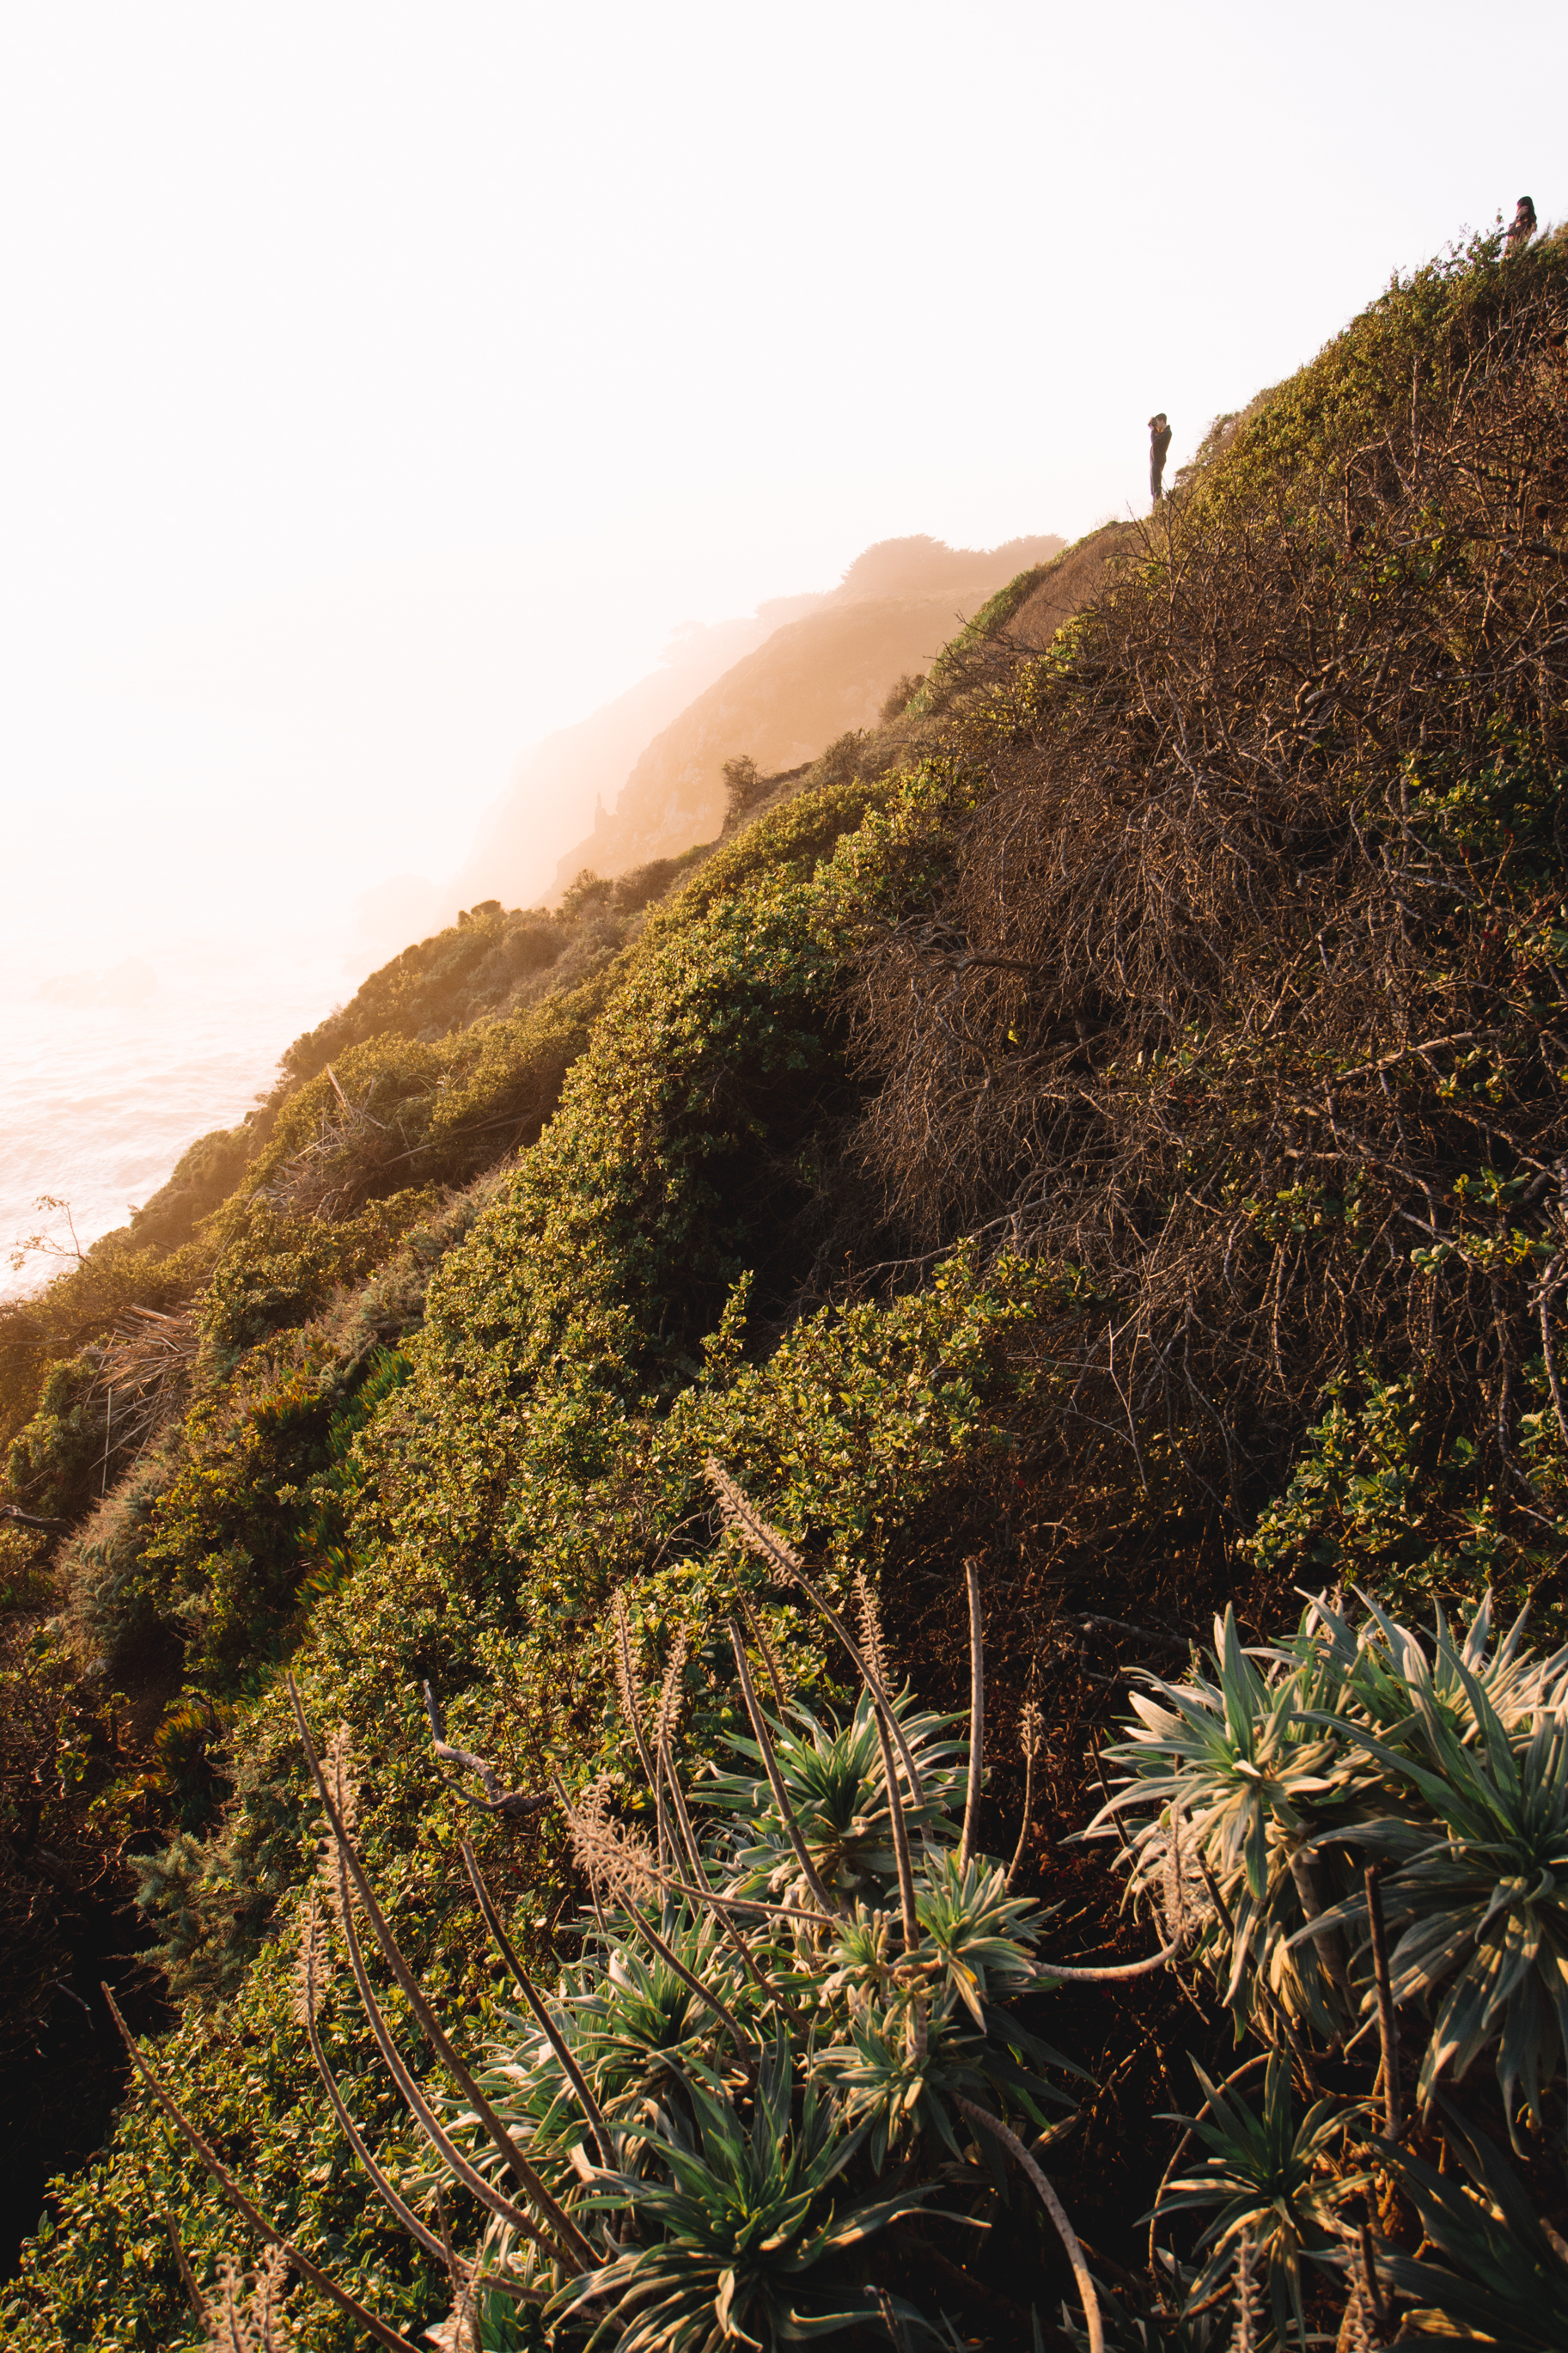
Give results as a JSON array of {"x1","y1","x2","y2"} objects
[
  {"x1": 550, "y1": 532, "x2": 1064, "y2": 885},
  {"x1": 4, "y1": 229, "x2": 1568, "y2": 2353}
]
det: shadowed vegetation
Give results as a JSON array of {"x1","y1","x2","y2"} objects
[{"x1": 4, "y1": 226, "x2": 1568, "y2": 2346}]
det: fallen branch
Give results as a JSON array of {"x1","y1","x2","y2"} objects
[{"x1": 422, "y1": 1682, "x2": 550, "y2": 1818}]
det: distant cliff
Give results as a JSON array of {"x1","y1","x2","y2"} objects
[
  {"x1": 548, "y1": 531, "x2": 1063, "y2": 889},
  {"x1": 354, "y1": 595, "x2": 828, "y2": 954}
]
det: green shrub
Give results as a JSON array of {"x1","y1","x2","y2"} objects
[
  {"x1": 1244, "y1": 1360, "x2": 1568, "y2": 1634},
  {"x1": 4, "y1": 1354, "x2": 104, "y2": 1524},
  {"x1": 198, "y1": 1193, "x2": 436, "y2": 1365},
  {"x1": 279, "y1": 907, "x2": 570, "y2": 1091}
]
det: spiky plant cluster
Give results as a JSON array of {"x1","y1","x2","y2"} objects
[
  {"x1": 1094, "y1": 1589, "x2": 1568, "y2": 2130},
  {"x1": 1083, "y1": 1586, "x2": 1568, "y2": 2350},
  {"x1": 113, "y1": 1483, "x2": 1568, "y2": 2353},
  {"x1": 120, "y1": 1464, "x2": 1186, "y2": 2352}
]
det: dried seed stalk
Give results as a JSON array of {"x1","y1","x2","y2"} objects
[
  {"x1": 290, "y1": 1674, "x2": 596, "y2": 2270},
  {"x1": 706, "y1": 1458, "x2": 927, "y2": 1803},
  {"x1": 1006, "y1": 1699, "x2": 1043, "y2": 1892},
  {"x1": 956, "y1": 2096, "x2": 1103, "y2": 2353},
  {"x1": 959, "y1": 1555, "x2": 985, "y2": 1869},
  {"x1": 104, "y1": 1987, "x2": 424, "y2": 2353}
]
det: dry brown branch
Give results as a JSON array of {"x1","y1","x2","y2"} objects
[
  {"x1": 420, "y1": 1683, "x2": 549, "y2": 1819},
  {"x1": 850, "y1": 265, "x2": 1568, "y2": 1541},
  {"x1": 959, "y1": 1555, "x2": 985, "y2": 1869}
]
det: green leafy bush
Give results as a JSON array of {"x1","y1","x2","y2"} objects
[
  {"x1": 135, "y1": 1475, "x2": 1083, "y2": 2353},
  {"x1": 3, "y1": 1354, "x2": 103, "y2": 1523}
]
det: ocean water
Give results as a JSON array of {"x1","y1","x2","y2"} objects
[{"x1": 0, "y1": 934, "x2": 351, "y2": 1301}]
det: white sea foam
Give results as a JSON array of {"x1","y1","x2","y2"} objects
[{"x1": 0, "y1": 935, "x2": 351, "y2": 1300}]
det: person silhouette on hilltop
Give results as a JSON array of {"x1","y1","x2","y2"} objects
[
  {"x1": 1149, "y1": 413, "x2": 1173, "y2": 506},
  {"x1": 1505, "y1": 196, "x2": 1537, "y2": 258}
]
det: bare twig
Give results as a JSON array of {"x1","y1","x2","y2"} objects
[
  {"x1": 1078, "y1": 1615, "x2": 1191, "y2": 1656},
  {"x1": 0, "y1": 1503, "x2": 64, "y2": 1531},
  {"x1": 422, "y1": 1682, "x2": 548, "y2": 1818},
  {"x1": 956, "y1": 2096, "x2": 1103, "y2": 2353},
  {"x1": 1034, "y1": 1938, "x2": 1185, "y2": 1983},
  {"x1": 726, "y1": 1618, "x2": 839, "y2": 1916}
]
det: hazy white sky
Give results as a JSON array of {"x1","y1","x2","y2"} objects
[{"x1": 1, "y1": 0, "x2": 1563, "y2": 969}]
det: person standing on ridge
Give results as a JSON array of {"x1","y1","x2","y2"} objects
[
  {"x1": 1148, "y1": 413, "x2": 1172, "y2": 505},
  {"x1": 1505, "y1": 196, "x2": 1537, "y2": 257}
]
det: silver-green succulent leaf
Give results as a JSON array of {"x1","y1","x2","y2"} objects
[
  {"x1": 705, "y1": 1687, "x2": 966, "y2": 1907},
  {"x1": 557, "y1": 2034, "x2": 929, "y2": 2352},
  {"x1": 1369, "y1": 2111, "x2": 1568, "y2": 2352},
  {"x1": 911, "y1": 1849, "x2": 1047, "y2": 2027},
  {"x1": 1154, "y1": 2057, "x2": 1367, "y2": 2352},
  {"x1": 1089, "y1": 1604, "x2": 1370, "y2": 2034},
  {"x1": 1095, "y1": 1587, "x2": 1568, "y2": 2124},
  {"x1": 1294, "y1": 1697, "x2": 1568, "y2": 2129}
]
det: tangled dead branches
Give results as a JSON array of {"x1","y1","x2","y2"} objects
[
  {"x1": 854, "y1": 251, "x2": 1568, "y2": 1522},
  {"x1": 257, "y1": 1065, "x2": 434, "y2": 1222},
  {"x1": 88, "y1": 1305, "x2": 199, "y2": 1470}
]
